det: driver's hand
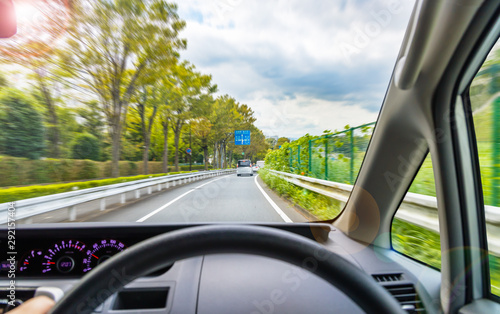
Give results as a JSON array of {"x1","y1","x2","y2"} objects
[{"x1": 9, "y1": 296, "x2": 55, "y2": 314}]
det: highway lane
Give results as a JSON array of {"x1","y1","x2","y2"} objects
[{"x1": 83, "y1": 173, "x2": 308, "y2": 223}]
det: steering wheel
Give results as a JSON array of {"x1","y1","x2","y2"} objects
[{"x1": 49, "y1": 225, "x2": 405, "y2": 314}]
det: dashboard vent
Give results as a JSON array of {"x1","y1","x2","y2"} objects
[
  {"x1": 372, "y1": 273, "x2": 403, "y2": 282},
  {"x1": 385, "y1": 283, "x2": 426, "y2": 313}
]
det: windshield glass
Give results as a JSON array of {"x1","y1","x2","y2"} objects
[
  {"x1": 238, "y1": 160, "x2": 251, "y2": 167},
  {"x1": 0, "y1": 0, "x2": 414, "y2": 225}
]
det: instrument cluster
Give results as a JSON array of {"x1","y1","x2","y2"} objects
[{"x1": 13, "y1": 238, "x2": 127, "y2": 277}]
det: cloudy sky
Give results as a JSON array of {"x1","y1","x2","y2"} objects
[{"x1": 176, "y1": 0, "x2": 415, "y2": 138}]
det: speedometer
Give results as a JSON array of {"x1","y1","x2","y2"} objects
[
  {"x1": 42, "y1": 240, "x2": 86, "y2": 274},
  {"x1": 83, "y1": 239, "x2": 126, "y2": 273}
]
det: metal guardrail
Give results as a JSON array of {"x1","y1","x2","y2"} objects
[
  {"x1": 0, "y1": 169, "x2": 235, "y2": 224},
  {"x1": 269, "y1": 169, "x2": 500, "y2": 255}
]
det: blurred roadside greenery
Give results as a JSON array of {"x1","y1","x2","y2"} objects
[
  {"x1": 0, "y1": 171, "x2": 198, "y2": 203},
  {"x1": 259, "y1": 169, "x2": 341, "y2": 221},
  {"x1": 0, "y1": 155, "x2": 210, "y2": 188},
  {"x1": 392, "y1": 219, "x2": 500, "y2": 296},
  {"x1": 0, "y1": 0, "x2": 270, "y2": 178}
]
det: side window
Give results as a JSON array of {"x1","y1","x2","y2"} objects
[
  {"x1": 470, "y1": 40, "x2": 500, "y2": 297},
  {"x1": 391, "y1": 154, "x2": 441, "y2": 269}
]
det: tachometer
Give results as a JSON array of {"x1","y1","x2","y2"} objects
[
  {"x1": 83, "y1": 239, "x2": 126, "y2": 273},
  {"x1": 42, "y1": 240, "x2": 86, "y2": 274},
  {"x1": 18, "y1": 249, "x2": 44, "y2": 274}
]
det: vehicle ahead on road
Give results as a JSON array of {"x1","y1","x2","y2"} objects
[
  {"x1": 252, "y1": 165, "x2": 259, "y2": 172},
  {"x1": 236, "y1": 159, "x2": 253, "y2": 176},
  {"x1": 256, "y1": 160, "x2": 265, "y2": 169},
  {"x1": 1, "y1": 1, "x2": 499, "y2": 314}
]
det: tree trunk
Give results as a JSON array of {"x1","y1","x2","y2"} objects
[
  {"x1": 38, "y1": 77, "x2": 60, "y2": 158},
  {"x1": 47, "y1": 108, "x2": 60, "y2": 158},
  {"x1": 222, "y1": 143, "x2": 226, "y2": 169},
  {"x1": 138, "y1": 100, "x2": 158, "y2": 176},
  {"x1": 224, "y1": 145, "x2": 228, "y2": 169},
  {"x1": 143, "y1": 134, "x2": 150, "y2": 174},
  {"x1": 219, "y1": 143, "x2": 223, "y2": 168},
  {"x1": 214, "y1": 142, "x2": 219, "y2": 169},
  {"x1": 220, "y1": 144, "x2": 223, "y2": 169},
  {"x1": 203, "y1": 145, "x2": 208, "y2": 170},
  {"x1": 110, "y1": 119, "x2": 122, "y2": 177},
  {"x1": 162, "y1": 119, "x2": 169, "y2": 173},
  {"x1": 174, "y1": 127, "x2": 181, "y2": 172},
  {"x1": 213, "y1": 144, "x2": 216, "y2": 169},
  {"x1": 221, "y1": 144, "x2": 226, "y2": 169}
]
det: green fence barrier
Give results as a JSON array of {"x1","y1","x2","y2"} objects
[
  {"x1": 270, "y1": 117, "x2": 500, "y2": 207},
  {"x1": 285, "y1": 122, "x2": 375, "y2": 185}
]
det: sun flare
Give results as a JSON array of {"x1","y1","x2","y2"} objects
[
  {"x1": 14, "y1": 2, "x2": 41, "y2": 25},
  {"x1": 0, "y1": 0, "x2": 71, "y2": 57}
]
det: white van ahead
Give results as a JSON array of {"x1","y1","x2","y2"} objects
[{"x1": 236, "y1": 159, "x2": 253, "y2": 176}]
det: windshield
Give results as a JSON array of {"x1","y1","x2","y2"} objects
[{"x1": 0, "y1": 0, "x2": 414, "y2": 225}]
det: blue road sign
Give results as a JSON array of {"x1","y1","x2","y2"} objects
[
  {"x1": 186, "y1": 148, "x2": 192, "y2": 154},
  {"x1": 235, "y1": 130, "x2": 251, "y2": 145}
]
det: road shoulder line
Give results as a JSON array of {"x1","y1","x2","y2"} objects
[{"x1": 254, "y1": 174, "x2": 293, "y2": 223}]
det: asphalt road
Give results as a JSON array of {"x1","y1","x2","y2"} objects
[{"x1": 82, "y1": 173, "x2": 308, "y2": 223}]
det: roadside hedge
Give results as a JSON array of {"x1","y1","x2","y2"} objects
[
  {"x1": 0, "y1": 171, "x2": 197, "y2": 203},
  {"x1": 0, "y1": 155, "x2": 210, "y2": 187},
  {"x1": 259, "y1": 168, "x2": 341, "y2": 220}
]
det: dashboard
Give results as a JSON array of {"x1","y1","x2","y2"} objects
[
  {"x1": 1, "y1": 223, "x2": 326, "y2": 279},
  {"x1": 0, "y1": 223, "x2": 441, "y2": 313}
]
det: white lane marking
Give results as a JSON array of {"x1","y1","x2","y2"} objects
[
  {"x1": 254, "y1": 174, "x2": 293, "y2": 223},
  {"x1": 136, "y1": 176, "x2": 226, "y2": 222}
]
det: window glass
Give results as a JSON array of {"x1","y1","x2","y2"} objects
[
  {"x1": 238, "y1": 160, "x2": 251, "y2": 167},
  {"x1": 470, "y1": 40, "x2": 500, "y2": 297},
  {"x1": 391, "y1": 154, "x2": 441, "y2": 269}
]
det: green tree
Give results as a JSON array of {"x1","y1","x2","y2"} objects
[
  {"x1": 0, "y1": 89, "x2": 45, "y2": 159},
  {"x1": 31, "y1": 67, "x2": 62, "y2": 158},
  {"x1": 59, "y1": 0, "x2": 187, "y2": 177},
  {"x1": 130, "y1": 85, "x2": 161, "y2": 174},
  {"x1": 192, "y1": 117, "x2": 213, "y2": 170},
  {"x1": 0, "y1": 0, "x2": 68, "y2": 159},
  {"x1": 266, "y1": 137, "x2": 277, "y2": 150},
  {"x1": 71, "y1": 133, "x2": 101, "y2": 161},
  {"x1": 56, "y1": 106, "x2": 80, "y2": 158},
  {"x1": 159, "y1": 105, "x2": 171, "y2": 173},
  {"x1": 210, "y1": 95, "x2": 241, "y2": 168},
  {"x1": 0, "y1": 72, "x2": 7, "y2": 89},
  {"x1": 243, "y1": 128, "x2": 269, "y2": 161},
  {"x1": 75, "y1": 101, "x2": 106, "y2": 141},
  {"x1": 0, "y1": 65, "x2": 64, "y2": 159},
  {"x1": 163, "y1": 62, "x2": 215, "y2": 171},
  {"x1": 275, "y1": 137, "x2": 290, "y2": 150},
  {"x1": 76, "y1": 101, "x2": 108, "y2": 160}
]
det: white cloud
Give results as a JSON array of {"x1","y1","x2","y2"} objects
[
  {"x1": 176, "y1": 0, "x2": 415, "y2": 138},
  {"x1": 250, "y1": 93, "x2": 379, "y2": 138}
]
